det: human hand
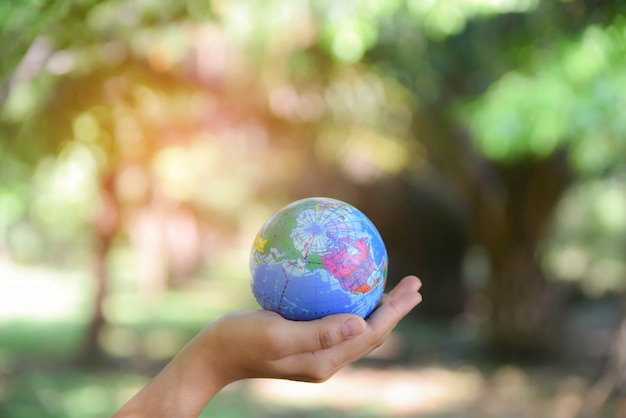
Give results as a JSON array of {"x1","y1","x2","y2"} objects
[
  {"x1": 202, "y1": 274, "x2": 422, "y2": 385},
  {"x1": 113, "y1": 275, "x2": 422, "y2": 418}
]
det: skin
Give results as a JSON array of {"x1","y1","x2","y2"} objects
[{"x1": 113, "y1": 275, "x2": 422, "y2": 418}]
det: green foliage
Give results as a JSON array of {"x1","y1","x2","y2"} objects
[
  {"x1": 545, "y1": 172, "x2": 626, "y2": 296},
  {"x1": 462, "y1": 18, "x2": 626, "y2": 173},
  {"x1": 0, "y1": 0, "x2": 68, "y2": 83},
  {"x1": 406, "y1": 0, "x2": 540, "y2": 39},
  {"x1": 312, "y1": 0, "x2": 402, "y2": 63},
  {"x1": 1, "y1": 0, "x2": 625, "y2": 286},
  {"x1": 1, "y1": 0, "x2": 625, "y2": 372}
]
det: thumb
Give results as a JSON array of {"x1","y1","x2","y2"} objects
[{"x1": 281, "y1": 314, "x2": 366, "y2": 354}]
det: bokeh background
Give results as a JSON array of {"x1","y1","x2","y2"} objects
[{"x1": 1, "y1": 0, "x2": 626, "y2": 417}]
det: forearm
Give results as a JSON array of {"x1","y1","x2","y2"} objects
[
  {"x1": 113, "y1": 331, "x2": 224, "y2": 418},
  {"x1": 112, "y1": 276, "x2": 422, "y2": 417}
]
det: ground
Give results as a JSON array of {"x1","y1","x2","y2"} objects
[{"x1": 0, "y1": 258, "x2": 623, "y2": 418}]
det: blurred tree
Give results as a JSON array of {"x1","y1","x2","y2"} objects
[
  {"x1": 1, "y1": 0, "x2": 216, "y2": 362},
  {"x1": 2, "y1": 0, "x2": 626, "y2": 364},
  {"x1": 363, "y1": 1, "x2": 626, "y2": 357},
  {"x1": 460, "y1": 20, "x2": 626, "y2": 357}
]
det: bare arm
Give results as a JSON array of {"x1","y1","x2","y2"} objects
[{"x1": 113, "y1": 275, "x2": 422, "y2": 418}]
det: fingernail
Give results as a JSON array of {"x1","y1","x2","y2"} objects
[{"x1": 342, "y1": 318, "x2": 364, "y2": 338}]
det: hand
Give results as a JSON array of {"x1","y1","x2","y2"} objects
[
  {"x1": 114, "y1": 275, "x2": 422, "y2": 418},
  {"x1": 204, "y1": 274, "x2": 422, "y2": 384}
]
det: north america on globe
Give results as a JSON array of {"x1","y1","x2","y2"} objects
[{"x1": 249, "y1": 197, "x2": 388, "y2": 321}]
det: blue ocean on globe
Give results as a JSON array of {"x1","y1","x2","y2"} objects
[{"x1": 249, "y1": 197, "x2": 388, "y2": 321}]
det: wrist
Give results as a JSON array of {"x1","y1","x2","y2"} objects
[
  {"x1": 114, "y1": 328, "x2": 226, "y2": 418},
  {"x1": 163, "y1": 330, "x2": 227, "y2": 416}
]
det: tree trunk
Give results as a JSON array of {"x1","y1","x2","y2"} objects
[
  {"x1": 486, "y1": 248, "x2": 563, "y2": 358},
  {"x1": 80, "y1": 171, "x2": 119, "y2": 366},
  {"x1": 472, "y1": 153, "x2": 572, "y2": 359},
  {"x1": 410, "y1": 108, "x2": 573, "y2": 358}
]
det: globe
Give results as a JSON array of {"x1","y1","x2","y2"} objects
[{"x1": 249, "y1": 197, "x2": 388, "y2": 321}]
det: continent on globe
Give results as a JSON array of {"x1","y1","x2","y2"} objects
[
  {"x1": 321, "y1": 236, "x2": 380, "y2": 294},
  {"x1": 249, "y1": 197, "x2": 388, "y2": 321}
]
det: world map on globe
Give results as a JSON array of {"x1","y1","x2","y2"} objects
[{"x1": 250, "y1": 197, "x2": 388, "y2": 321}]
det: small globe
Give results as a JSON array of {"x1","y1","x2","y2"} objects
[{"x1": 250, "y1": 197, "x2": 387, "y2": 321}]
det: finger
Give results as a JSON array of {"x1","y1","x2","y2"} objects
[
  {"x1": 378, "y1": 275, "x2": 422, "y2": 306},
  {"x1": 271, "y1": 276, "x2": 421, "y2": 360},
  {"x1": 282, "y1": 284, "x2": 422, "y2": 378},
  {"x1": 274, "y1": 314, "x2": 367, "y2": 356},
  {"x1": 368, "y1": 289, "x2": 421, "y2": 333},
  {"x1": 294, "y1": 276, "x2": 421, "y2": 353},
  {"x1": 289, "y1": 276, "x2": 421, "y2": 357},
  {"x1": 387, "y1": 275, "x2": 422, "y2": 298}
]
